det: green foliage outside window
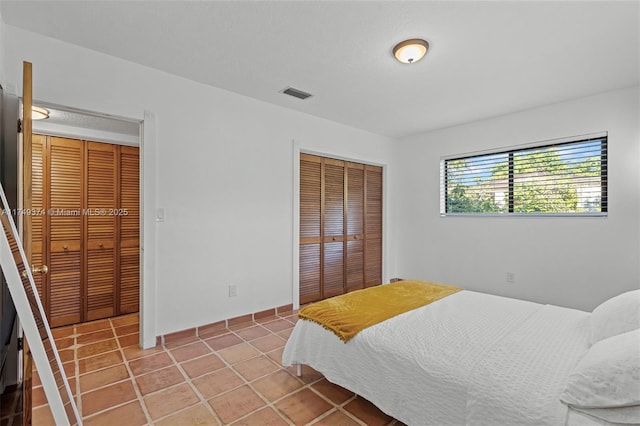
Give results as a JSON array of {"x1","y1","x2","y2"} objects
[{"x1": 444, "y1": 138, "x2": 606, "y2": 214}]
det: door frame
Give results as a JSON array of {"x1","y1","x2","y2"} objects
[
  {"x1": 291, "y1": 140, "x2": 388, "y2": 310},
  {"x1": 18, "y1": 102, "x2": 158, "y2": 349}
]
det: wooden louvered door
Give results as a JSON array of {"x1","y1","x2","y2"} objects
[
  {"x1": 346, "y1": 163, "x2": 365, "y2": 292},
  {"x1": 299, "y1": 154, "x2": 382, "y2": 304},
  {"x1": 85, "y1": 142, "x2": 117, "y2": 320},
  {"x1": 365, "y1": 166, "x2": 383, "y2": 287},
  {"x1": 119, "y1": 146, "x2": 140, "y2": 314},
  {"x1": 31, "y1": 135, "x2": 140, "y2": 327},
  {"x1": 48, "y1": 137, "x2": 84, "y2": 327},
  {"x1": 299, "y1": 154, "x2": 322, "y2": 304},
  {"x1": 31, "y1": 134, "x2": 47, "y2": 310},
  {"x1": 323, "y1": 159, "x2": 345, "y2": 298}
]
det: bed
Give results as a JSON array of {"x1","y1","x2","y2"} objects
[{"x1": 282, "y1": 282, "x2": 640, "y2": 426}]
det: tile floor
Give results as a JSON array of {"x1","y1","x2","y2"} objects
[{"x1": 1, "y1": 311, "x2": 403, "y2": 425}]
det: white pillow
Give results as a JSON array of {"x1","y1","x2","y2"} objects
[
  {"x1": 591, "y1": 289, "x2": 640, "y2": 345},
  {"x1": 561, "y1": 328, "x2": 640, "y2": 409}
]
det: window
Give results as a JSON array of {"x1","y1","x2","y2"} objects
[{"x1": 441, "y1": 134, "x2": 607, "y2": 216}]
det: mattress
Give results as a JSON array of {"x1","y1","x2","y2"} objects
[{"x1": 282, "y1": 290, "x2": 591, "y2": 425}]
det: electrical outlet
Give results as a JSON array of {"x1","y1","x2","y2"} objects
[
  {"x1": 228, "y1": 284, "x2": 237, "y2": 297},
  {"x1": 506, "y1": 272, "x2": 516, "y2": 284}
]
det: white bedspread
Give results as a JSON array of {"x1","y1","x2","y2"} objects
[{"x1": 282, "y1": 290, "x2": 591, "y2": 426}]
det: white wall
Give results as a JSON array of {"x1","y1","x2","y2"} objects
[
  {"x1": 389, "y1": 87, "x2": 640, "y2": 311},
  {"x1": 2, "y1": 26, "x2": 395, "y2": 337}
]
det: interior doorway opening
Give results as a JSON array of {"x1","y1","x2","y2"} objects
[{"x1": 27, "y1": 102, "x2": 142, "y2": 328}]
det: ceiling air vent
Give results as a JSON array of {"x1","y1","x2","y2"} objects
[{"x1": 281, "y1": 87, "x2": 313, "y2": 100}]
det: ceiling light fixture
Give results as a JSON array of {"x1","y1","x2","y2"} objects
[
  {"x1": 393, "y1": 38, "x2": 429, "y2": 64},
  {"x1": 32, "y1": 106, "x2": 50, "y2": 120}
]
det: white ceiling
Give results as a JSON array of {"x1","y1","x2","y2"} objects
[{"x1": 2, "y1": 1, "x2": 639, "y2": 139}]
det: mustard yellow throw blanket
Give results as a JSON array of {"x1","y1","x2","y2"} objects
[{"x1": 298, "y1": 280, "x2": 462, "y2": 342}]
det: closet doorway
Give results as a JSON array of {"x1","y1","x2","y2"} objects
[
  {"x1": 299, "y1": 153, "x2": 383, "y2": 304},
  {"x1": 28, "y1": 107, "x2": 141, "y2": 328}
]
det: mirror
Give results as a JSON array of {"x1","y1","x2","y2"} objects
[{"x1": 0, "y1": 184, "x2": 81, "y2": 425}]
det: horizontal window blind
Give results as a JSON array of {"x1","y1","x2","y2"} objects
[{"x1": 441, "y1": 136, "x2": 607, "y2": 216}]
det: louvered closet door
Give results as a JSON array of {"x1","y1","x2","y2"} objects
[
  {"x1": 346, "y1": 163, "x2": 365, "y2": 292},
  {"x1": 48, "y1": 137, "x2": 83, "y2": 327},
  {"x1": 323, "y1": 159, "x2": 345, "y2": 298},
  {"x1": 31, "y1": 134, "x2": 47, "y2": 308},
  {"x1": 365, "y1": 166, "x2": 383, "y2": 287},
  {"x1": 299, "y1": 154, "x2": 322, "y2": 304},
  {"x1": 119, "y1": 146, "x2": 140, "y2": 314},
  {"x1": 85, "y1": 142, "x2": 117, "y2": 320}
]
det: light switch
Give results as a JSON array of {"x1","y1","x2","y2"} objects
[{"x1": 156, "y1": 207, "x2": 165, "y2": 222}]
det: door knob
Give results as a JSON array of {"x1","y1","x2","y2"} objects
[
  {"x1": 33, "y1": 265, "x2": 49, "y2": 274},
  {"x1": 22, "y1": 265, "x2": 49, "y2": 278}
]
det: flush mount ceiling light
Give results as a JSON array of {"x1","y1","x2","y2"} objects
[
  {"x1": 31, "y1": 106, "x2": 50, "y2": 120},
  {"x1": 393, "y1": 38, "x2": 430, "y2": 64}
]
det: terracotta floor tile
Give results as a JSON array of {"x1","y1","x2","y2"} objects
[
  {"x1": 170, "y1": 341, "x2": 211, "y2": 363},
  {"x1": 192, "y1": 367, "x2": 244, "y2": 399},
  {"x1": 122, "y1": 344, "x2": 164, "y2": 361},
  {"x1": 83, "y1": 401, "x2": 147, "y2": 426},
  {"x1": 114, "y1": 323, "x2": 139, "y2": 336},
  {"x1": 62, "y1": 361, "x2": 75, "y2": 377},
  {"x1": 163, "y1": 335, "x2": 200, "y2": 349},
  {"x1": 198, "y1": 326, "x2": 229, "y2": 340},
  {"x1": 118, "y1": 333, "x2": 140, "y2": 348},
  {"x1": 311, "y1": 379, "x2": 355, "y2": 405},
  {"x1": 312, "y1": 410, "x2": 361, "y2": 425},
  {"x1": 37, "y1": 313, "x2": 401, "y2": 426},
  {"x1": 154, "y1": 403, "x2": 218, "y2": 426},
  {"x1": 81, "y1": 380, "x2": 137, "y2": 416},
  {"x1": 266, "y1": 347, "x2": 285, "y2": 366},
  {"x1": 76, "y1": 319, "x2": 111, "y2": 334},
  {"x1": 252, "y1": 370, "x2": 304, "y2": 401},
  {"x1": 205, "y1": 333, "x2": 243, "y2": 350},
  {"x1": 283, "y1": 315, "x2": 299, "y2": 324},
  {"x1": 250, "y1": 334, "x2": 286, "y2": 353},
  {"x1": 32, "y1": 386, "x2": 47, "y2": 408},
  {"x1": 197, "y1": 320, "x2": 226, "y2": 337},
  {"x1": 79, "y1": 364, "x2": 130, "y2": 393},
  {"x1": 232, "y1": 355, "x2": 279, "y2": 381},
  {"x1": 144, "y1": 382, "x2": 200, "y2": 420},
  {"x1": 135, "y1": 365, "x2": 185, "y2": 395},
  {"x1": 76, "y1": 329, "x2": 115, "y2": 345},
  {"x1": 232, "y1": 406, "x2": 288, "y2": 426},
  {"x1": 128, "y1": 352, "x2": 174, "y2": 376},
  {"x1": 32, "y1": 405, "x2": 56, "y2": 426},
  {"x1": 227, "y1": 320, "x2": 256, "y2": 331},
  {"x1": 276, "y1": 328, "x2": 293, "y2": 340},
  {"x1": 262, "y1": 319, "x2": 293, "y2": 333},
  {"x1": 235, "y1": 325, "x2": 271, "y2": 341},
  {"x1": 275, "y1": 388, "x2": 332, "y2": 425},
  {"x1": 32, "y1": 370, "x2": 42, "y2": 387},
  {"x1": 255, "y1": 315, "x2": 278, "y2": 324},
  {"x1": 344, "y1": 396, "x2": 393, "y2": 426},
  {"x1": 57, "y1": 349, "x2": 75, "y2": 363},
  {"x1": 110, "y1": 314, "x2": 139, "y2": 328},
  {"x1": 293, "y1": 365, "x2": 324, "y2": 384},
  {"x1": 181, "y1": 353, "x2": 225, "y2": 379},
  {"x1": 52, "y1": 325, "x2": 75, "y2": 340},
  {"x1": 78, "y1": 350, "x2": 122, "y2": 375},
  {"x1": 77, "y1": 339, "x2": 119, "y2": 359},
  {"x1": 54, "y1": 337, "x2": 75, "y2": 350},
  {"x1": 218, "y1": 342, "x2": 260, "y2": 364},
  {"x1": 208, "y1": 385, "x2": 265, "y2": 424}
]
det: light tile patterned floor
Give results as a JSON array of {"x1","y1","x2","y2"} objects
[{"x1": 2, "y1": 312, "x2": 403, "y2": 425}]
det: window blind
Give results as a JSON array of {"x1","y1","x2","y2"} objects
[{"x1": 441, "y1": 136, "x2": 607, "y2": 216}]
